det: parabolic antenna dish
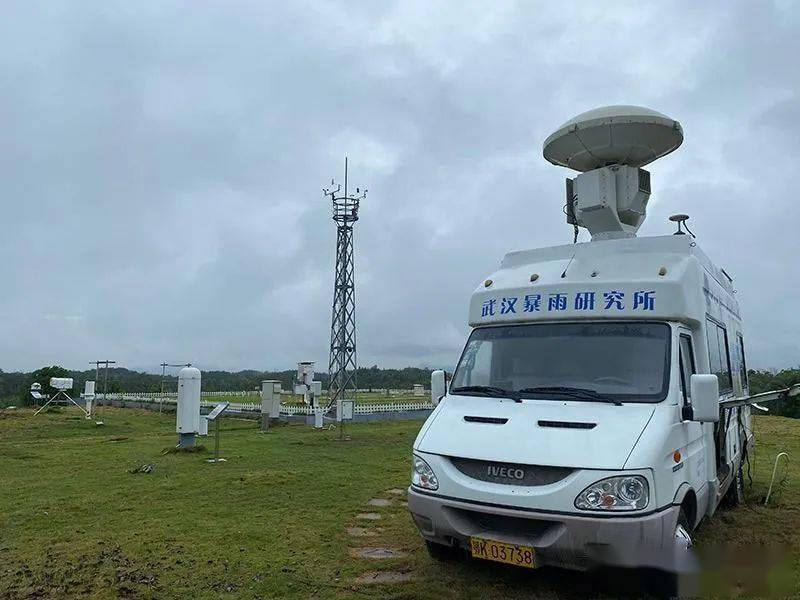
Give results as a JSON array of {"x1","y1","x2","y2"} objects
[{"x1": 543, "y1": 105, "x2": 683, "y2": 172}]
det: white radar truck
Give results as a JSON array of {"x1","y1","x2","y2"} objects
[{"x1": 408, "y1": 106, "x2": 770, "y2": 573}]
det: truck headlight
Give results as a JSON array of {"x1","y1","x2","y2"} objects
[
  {"x1": 412, "y1": 454, "x2": 439, "y2": 490},
  {"x1": 574, "y1": 475, "x2": 649, "y2": 511}
]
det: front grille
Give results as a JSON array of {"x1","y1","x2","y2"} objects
[
  {"x1": 448, "y1": 507, "x2": 555, "y2": 539},
  {"x1": 449, "y1": 457, "x2": 574, "y2": 486},
  {"x1": 446, "y1": 507, "x2": 592, "y2": 570}
]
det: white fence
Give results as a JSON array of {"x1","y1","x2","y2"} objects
[
  {"x1": 110, "y1": 391, "x2": 257, "y2": 399},
  {"x1": 103, "y1": 393, "x2": 434, "y2": 415},
  {"x1": 278, "y1": 401, "x2": 435, "y2": 416},
  {"x1": 108, "y1": 388, "x2": 426, "y2": 399}
]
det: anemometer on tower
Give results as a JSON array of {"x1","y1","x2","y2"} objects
[{"x1": 543, "y1": 106, "x2": 684, "y2": 241}]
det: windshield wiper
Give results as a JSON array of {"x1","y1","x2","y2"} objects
[
  {"x1": 450, "y1": 385, "x2": 521, "y2": 402},
  {"x1": 514, "y1": 386, "x2": 623, "y2": 406}
]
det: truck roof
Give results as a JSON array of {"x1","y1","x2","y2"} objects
[{"x1": 469, "y1": 235, "x2": 740, "y2": 328}]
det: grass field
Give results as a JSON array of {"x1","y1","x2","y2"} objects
[{"x1": 0, "y1": 408, "x2": 797, "y2": 599}]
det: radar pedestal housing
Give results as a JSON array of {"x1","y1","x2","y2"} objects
[{"x1": 543, "y1": 105, "x2": 683, "y2": 240}]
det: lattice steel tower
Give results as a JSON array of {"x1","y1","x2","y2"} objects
[{"x1": 324, "y1": 158, "x2": 366, "y2": 415}]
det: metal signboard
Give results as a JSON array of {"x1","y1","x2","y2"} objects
[
  {"x1": 341, "y1": 400, "x2": 355, "y2": 421},
  {"x1": 206, "y1": 401, "x2": 230, "y2": 421}
]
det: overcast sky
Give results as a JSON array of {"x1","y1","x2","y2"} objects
[{"x1": 1, "y1": 1, "x2": 798, "y2": 374}]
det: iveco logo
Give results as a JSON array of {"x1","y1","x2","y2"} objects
[{"x1": 487, "y1": 465, "x2": 525, "y2": 480}]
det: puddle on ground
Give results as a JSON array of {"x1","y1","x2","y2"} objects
[
  {"x1": 355, "y1": 570, "x2": 415, "y2": 584},
  {"x1": 386, "y1": 488, "x2": 405, "y2": 496}
]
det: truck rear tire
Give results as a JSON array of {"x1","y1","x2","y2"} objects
[{"x1": 723, "y1": 463, "x2": 745, "y2": 507}]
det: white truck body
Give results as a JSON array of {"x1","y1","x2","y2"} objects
[{"x1": 408, "y1": 233, "x2": 751, "y2": 570}]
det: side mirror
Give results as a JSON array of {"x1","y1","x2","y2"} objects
[
  {"x1": 690, "y1": 374, "x2": 720, "y2": 423},
  {"x1": 431, "y1": 370, "x2": 447, "y2": 405}
]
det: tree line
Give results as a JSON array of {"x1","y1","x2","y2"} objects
[
  {"x1": 0, "y1": 365, "x2": 435, "y2": 405},
  {"x1": 3, "y1": 365, "x2": 798, "y2": 417},
  {"x1": 747, "y1": 368, "x2": 800, "y2": 418}
]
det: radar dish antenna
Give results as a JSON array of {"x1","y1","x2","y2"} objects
[
  {"x1": 543, "y1": 105, "x2": 683, "y2": 241},
  {"x1": 543, "y1": 105, "x2": 683, "y2": 172}
]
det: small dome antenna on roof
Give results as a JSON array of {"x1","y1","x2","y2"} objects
[{"x1": 669, "y1": 214, "x2": 695, "y2": 238}]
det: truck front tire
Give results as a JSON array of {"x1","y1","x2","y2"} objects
[{"x1": 425, "y1": 539, "x2": 461, "y2": 561}]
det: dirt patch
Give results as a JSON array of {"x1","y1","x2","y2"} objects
[
  {"x1": 386, "y1": 488, "x2": 405, "y2": 496},
  {"x1": 161, "y1": 444, "x2": 207, "y2": 455},
  {"x1": 4, "y1": 448, "x2": 41, "y2": 460},
  {"x1": 355, "y1": 570, "x2": 415, "y2": 584},
  {"x1": 356, "y1": 513, "x2": 382, "y2": 520},
  {"x1": 367, "y1": 498, "x2": 392, "y2": 507},
  {"x1": 348, "y1": 547, "x2": 407, "y2": 559}
]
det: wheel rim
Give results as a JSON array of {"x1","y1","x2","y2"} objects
[{"x1": 675, "y1": 523, "x2": 693, "y2": 550}]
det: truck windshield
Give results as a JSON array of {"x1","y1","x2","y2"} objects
[{"x1": 450, "y1": 322, "x2": 671, "y2": 403}]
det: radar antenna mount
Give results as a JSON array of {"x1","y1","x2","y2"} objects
[{"x1": 543, "y1": 105, "x2": 683, "y2": 241}]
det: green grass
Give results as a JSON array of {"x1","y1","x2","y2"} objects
[{"x1": 0, "y1": 408, "x2": 798, "y2": 599}]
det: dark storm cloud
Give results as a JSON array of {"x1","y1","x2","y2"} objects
[{"x1": 1, "y1": 1, "x2": 798, "y2": 372}]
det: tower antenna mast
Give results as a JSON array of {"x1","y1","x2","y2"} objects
[{"x1": 323, "y1": 158, "x2": 366, "y2": 420}]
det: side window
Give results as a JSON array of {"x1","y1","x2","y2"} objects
[
  {"x1": 706, "y1": 321, "x2": 722, "y2": 380},
  {"x1": 716, "y1": 326, "x2": 732, "y2": 393},
  {"x1": 679, "y1": 334, "x2": 696, "y2": 404},
  {"x1": 737, "y1": 334, "x2": 748, "y2": 391},
  {"x1": 705, "y1": 317, "x2": 733, "y2": 394}
]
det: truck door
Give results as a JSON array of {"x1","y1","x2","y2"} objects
[
  {"x1": 736, "y1": 333, "x2": 753, "y2": 446},
  {"x1": 678, "y1": 329, "x2": 707, "y2": 503}
]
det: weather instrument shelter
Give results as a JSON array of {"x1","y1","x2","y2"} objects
[{"x1": 33, "y1": 378, "x2": 90, "y2": 418}]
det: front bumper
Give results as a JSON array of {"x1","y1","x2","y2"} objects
[{"x1": 408, "y1": 486, "x2": 681, "y2": 571}]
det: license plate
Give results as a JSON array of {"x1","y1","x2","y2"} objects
[{"x1": 469, "y1": 537, "x2": 536, "y2": 568}]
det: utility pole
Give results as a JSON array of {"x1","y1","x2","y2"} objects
[
  {"x1": 159, "y1": 362, "x2": 188, "y2": 414},
  {"x1": 89, "y1": 360, "x2": 116, "y2": 422}
]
